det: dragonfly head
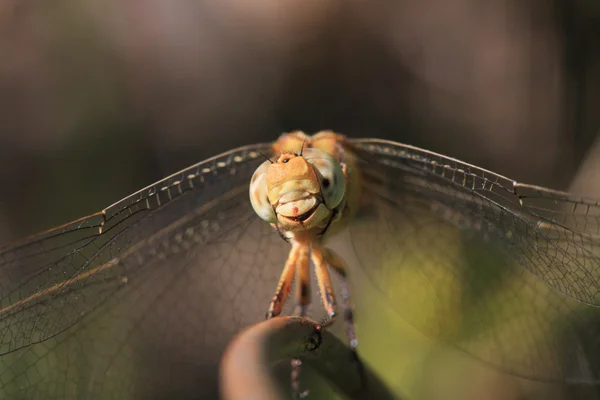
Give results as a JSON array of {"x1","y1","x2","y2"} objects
[{"x1": 249, "y1": 148, "x2": 346, "y2": 231}]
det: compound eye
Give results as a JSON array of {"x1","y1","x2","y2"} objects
[
  {"x1": 249, "y1": 160, "x2": 276, "y2": 223},
  {"x1": 303, "y1": 148, "x2": 346, "y2": 208}
]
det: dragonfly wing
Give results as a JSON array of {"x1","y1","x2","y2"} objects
[
  {"x1": 346, "y1": 138, "x2": 600, "y2": 384},
  {"x1": 0, "y1": 143, "x2": 291, "y2": 399}
]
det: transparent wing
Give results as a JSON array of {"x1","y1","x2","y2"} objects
[
  {"x1": 0, "y1": 143, "x2": 295, "y2": 399},
  {"x1": 346, "y1": 138, "x2": 600, "y2": 385}
]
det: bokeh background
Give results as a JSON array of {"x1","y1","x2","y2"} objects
[{"x1": 0, "y1": 1, "x2": 599, "y2": 399}]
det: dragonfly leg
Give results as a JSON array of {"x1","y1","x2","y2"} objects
[
  {"x1": 310, "y1": 246, "x2": 338, "y2": 325},
  {"x1": 322, "y1": 247, "x2": 358, "y2": 350},
  {"x1": 318, "y1": 249, "x2": 364, "y2": 391},
  {"x1": 291, "y1": 245, "x2": 310, "y2": 399},
  {"x1": 266, "y1": 243, "x2": 299, "y2": 319}
]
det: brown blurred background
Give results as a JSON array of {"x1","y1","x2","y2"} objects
[{"x1": 0, "y1": 0, "x2": 599, "y2": 244}]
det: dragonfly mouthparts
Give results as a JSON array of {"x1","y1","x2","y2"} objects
[
  {"x1": 288, "y1": 203, "x2": 320, "y2": 223},
  {"x1": 275, "y1": 194, "x2": 330, "y2": 229}
]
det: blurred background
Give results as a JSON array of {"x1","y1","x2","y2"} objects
[
  {"x1": 0, "y1": 0, "x2": 599, "y2": 244},
  {"x1": 1, "y1": 1, "x2": 600, "y2": 399}
]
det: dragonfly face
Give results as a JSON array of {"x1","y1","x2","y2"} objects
[{"x1": 250, "y1": 148, "x2": 346, "y2": 232}]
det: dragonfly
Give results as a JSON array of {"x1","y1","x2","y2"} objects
[{"x1": 0, "y1": 130, "x2": 599, "y2": 399}]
